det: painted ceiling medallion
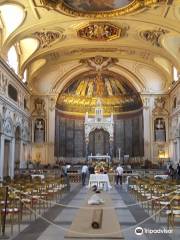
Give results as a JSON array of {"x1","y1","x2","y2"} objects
[
  {"x1": 63, "y1": 0, "x2": 135, "y2": 12},
  {"x1": 77, "y1": 22, "x2": 125, "y2": 41},
  {"x1": 33, "y1": 31, "x2": 63, "y2": 48},
  {"x1": 39, "y1": 0, "x2": 165, "y2": 18},
  {"x1": 140, "y1": 28, "x2": 169, "y2": 47}
]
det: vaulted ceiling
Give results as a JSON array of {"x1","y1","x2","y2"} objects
[{"x1": 0, "y1": 0, "x2": 179, "y2": 95}]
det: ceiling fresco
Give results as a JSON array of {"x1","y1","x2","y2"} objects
[
  {"x1": 39, "y1": 0, "x2": 164, "y2": 17},
  {"x1": 63, "y1": 0, "x2": 134, "y2": 12}
]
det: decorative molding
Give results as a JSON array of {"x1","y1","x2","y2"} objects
[
  {"x1": 80, "y1": 56, "x2": 118, "y2": 72},
  {"x1": 49, "y1": 96, "x2": 57, "y2": 111},
  {"x1": 33, "y1": 31, "x2": 64, "y2": 48},
  {"x1": 3, "y1": 118, "x2": 13, "y2": 137},
  {"x1": 32, "y1": 98, "x2": 46, "y2": 116},
  {"x1": 0, "y1": 70, "x2": 8, "y2": 93},
  {"x1": 153, "y1": 97, "x2": 168, "y2": 115},
  {"x1": 46, "y1": 47, "x2": 153, "y2": 63},
  {"x1": 140, "y1": 28, "x2": 169, "y2": 47},
  {"x1": 77, "y1": 22, "x2": 126, "y2": 41},
  {"x1": 142, "y1": 97, "x2": 150, "y2": 109},
  {"x1": 85, "y1": 100, "x2": 114, "y2": 142}
]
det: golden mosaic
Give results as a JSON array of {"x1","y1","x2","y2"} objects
[{"x1": 56, "y1": 71, "x2": 142, "y2": 115}]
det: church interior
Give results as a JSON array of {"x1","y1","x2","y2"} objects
[{"x1": 0, "y1": 0, "x2": 180, "y2": 239}]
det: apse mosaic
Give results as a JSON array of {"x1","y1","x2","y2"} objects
[
  {"x1": 57, "y1": 71, "x2": 142, "y2": 115},
  {"x1": 63, "y1": 0, "x2": 134, "y2": 12}
]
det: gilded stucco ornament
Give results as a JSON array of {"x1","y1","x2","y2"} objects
[
  {"x1": 33, "y1": 98, "x2": 46, "y2": 116},
  {"x1": 140, "y1": 28, "x2": 169, "y2": 47},
  {"x1": 0, "y1": 71, "x2": 8, "y2": 93},
  {"x1": 38, "y1": 0, "x2": 166, "y2": 18},
  {"x1": 77, "y1": 22, "x2": 126, "y2": 41},
  {"x1": 153, "y1": 97, "x2": 168, "y2": 115},
  {"x1": 4, "y1": 118, "x2": 13, "y2": 137},
  {"x1": 80, "y1": 56, "x2": 118, "y2": 71},
  {"x1": 33, "y1": 31, "x2": 64, "y2": 48}
]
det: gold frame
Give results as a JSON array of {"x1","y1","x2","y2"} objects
[
  {"x1": 77, "y1": 22, "x2": 122, "y2": 41},
  {"x1": 40, "y1": 1, "x2": 165, "y2": 18}
]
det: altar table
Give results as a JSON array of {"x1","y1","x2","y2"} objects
[
  {"x1": 154, "y1": 174, "x2": 169, "y2": 180},
  {"x1": 65, "y1": 192, "x2": 124, "y2": 239},
  {"x1": 31, "y1": 174, "x2": 45, "y2": 180},
  {"x1": 88, "y1": 174, "x2": 112, "y2": 190}
]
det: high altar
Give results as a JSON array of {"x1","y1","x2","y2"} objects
[{"x1": 84, "y1": 98, "x2": 114, "y2": 161}]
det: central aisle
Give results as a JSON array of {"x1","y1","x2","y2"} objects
[{"x1": 11, "y1": 184, "x2": 177, "y2": 240}]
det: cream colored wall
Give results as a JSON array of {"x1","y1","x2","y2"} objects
[
  {"x1": 0, "y1": 57, "x2": 31, "y2": 179},
  {"x1": 31, "y1": 94, "x2": 58, "y2": 165},
  {"x1": 169, "y1": 82, "x2": 180, "y2": 164}
]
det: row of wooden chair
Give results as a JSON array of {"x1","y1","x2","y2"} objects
[
  {"x1": 0, "y1": 176, "x2": 68, "y2": 236},
  {"x1": 128, "y1": 177, "x2": 180, "y2": 229}
]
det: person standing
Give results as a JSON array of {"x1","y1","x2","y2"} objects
[
  {"x1": 81, "y1": 164, "x2": 88, "y2": 186},
  {"x1": 169, "y1": 164, "x2": 175, "y2": 180},
  {"x1": 88, "y1": 164, "x2": 95, "y2": 174},
  {"x1": 116, "y1": 164, "x2": 124, "y2": 185},
  {"x1": 176, "y1": 163, "x2": 180, "y2": 179}
]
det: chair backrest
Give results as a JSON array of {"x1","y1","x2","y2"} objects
[{"x1": 170, "y1": 195, "x2": 180, "y2": 210}]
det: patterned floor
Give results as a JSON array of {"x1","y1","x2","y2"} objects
[{"x1": 3, "y1": 183, "x2": 179, "y2": 240}]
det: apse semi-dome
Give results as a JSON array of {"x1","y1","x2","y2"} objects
[{"x1": 56, "y1": 71, "x2": 142, "y2": 115}]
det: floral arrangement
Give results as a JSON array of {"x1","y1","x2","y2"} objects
[{"x1": 94, "y1": 161, "x2": 109, "y2": 173}]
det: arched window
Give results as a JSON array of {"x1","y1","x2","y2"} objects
[
  {"x1": 8, "y1": 84, "x2": 18, "y2": 102},
  {"x1": 22, "y1": 69, "x2": 27, "y2": 83},
  {"x1": 173, "y1": 66, "x2": 179, "y2": 82},
  {"x1": 7, "y1": 46, "x2": 18, "y2": 74},
  {"x1": 173, "y1": 97, "x2": 177, "y2": 109},
  {"x1": 0, "y1": 4, "x2": 25, "y2": 38}
]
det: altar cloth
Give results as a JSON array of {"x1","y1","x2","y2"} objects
[{"x1": 88, "y1": 174, "x2": 112, "y2": 190}]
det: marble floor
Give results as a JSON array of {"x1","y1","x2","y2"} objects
[{"x1": 3, "y1": 183, "x2": 180, "y2": 240}]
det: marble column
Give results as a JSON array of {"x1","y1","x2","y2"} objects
[
  {"x1": 10, "y1": 138, "x2": 15, "y2": 178},
  {"x1": 143, "y1": 106, "x2": 152, "y2": 161},
  {"x1": 0, "y1": 134, "x2": 4, "y2": 179},
  {"x1": 85, "y1": 139, "x2": 89, "y2": 161},
  {"x1": 20, "y1": 140, "x2": 25, "y2": 168},
  {"x1": 110, "y1": 139, "x2": 114, "y2": 161},
  {"x1": 177, "y1": 137, "x2": 180, "y2": 162}
]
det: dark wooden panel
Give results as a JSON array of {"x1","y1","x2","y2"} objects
[
  {"x1": 74, "y1": 130, "x2": 84, "y2": 157},
  {"x1": 55, "y1": 112, "x2": 144, "y2": 158},
  {"x1": 114, "y1": 119, "x2": 124, "y2": 157},
  {"x1": 75, "y1": 119, "x2": 84, "y2": 129},
  {"x1": 132, "y1": 116, "x2": 140, "y2": 156},
  {"x1": 139, "y1": 114, "x2": 144, "y2": 156},
  {"x1": 125, "y1": 119, "x2": 132, "y2": 156},
  {"x1": 54, "y1": 112, "x2": 59, "y2": 156},
  {"x1": 59, "y1": 117, "x2": 66, "y2": 156}
]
